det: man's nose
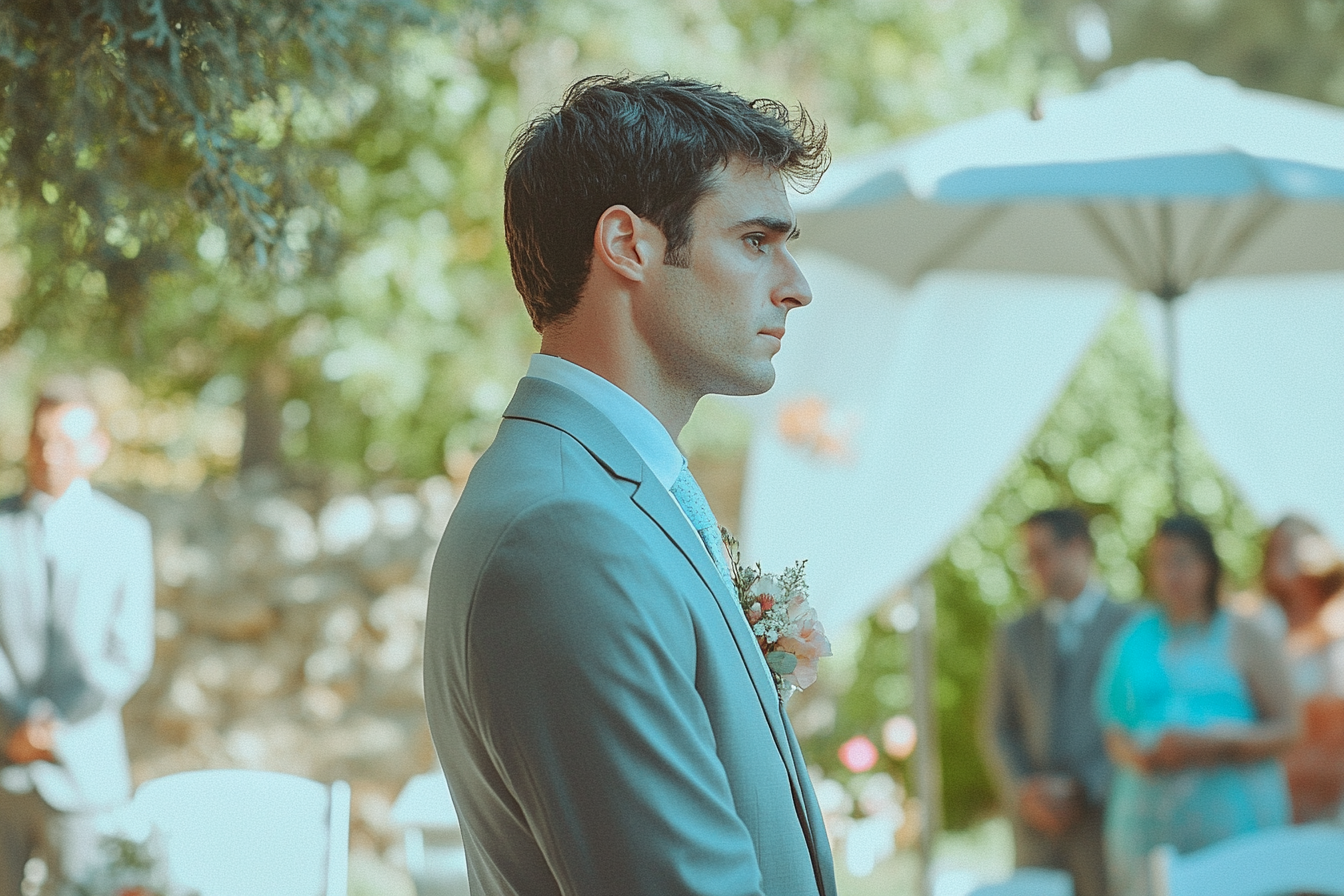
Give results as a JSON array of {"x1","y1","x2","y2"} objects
[{"x1": 776, "y1": 249, "x2": 812, "y2": 310}]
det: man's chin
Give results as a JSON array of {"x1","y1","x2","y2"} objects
[{"x1": 714, "y1": 366, "x2": 777, "y2": 398}]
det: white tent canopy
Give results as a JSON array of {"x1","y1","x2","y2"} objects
[
  {"x1": 1142, "y1": 274, "x2": 1344, "y2": 542},
  {"x1": 735, "y1": 257, "x2": 1344, "y2": 633},
  {"x1": 733, "y1": 254, "x2": 1117, "y2": 632}
]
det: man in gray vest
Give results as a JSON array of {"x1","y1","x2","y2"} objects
[
  {"x1": 0, "y1": 378, "x2": 155, "y2": 893},
  {"x1": 982, "y1": 508, "x2": 1132, "y2": 896}
]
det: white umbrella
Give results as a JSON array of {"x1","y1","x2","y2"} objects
[{"x1": 794, "y1": 58, "x2": 1344, "y2": 506}]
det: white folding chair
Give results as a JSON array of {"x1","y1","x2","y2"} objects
[
  {"x1": 121, "y1": 769, "x2": 350, "y2": 896},
  {"x1": 967, "y1": 866, "x2": 1074, "y2": 896},
  {"x1": 390, "y1": 771, "x2": 469, "y2": 896},
  {"x1": 1150, "y1": 822, "x2": 1344, "y2": 896}
]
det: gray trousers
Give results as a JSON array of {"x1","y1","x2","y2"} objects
[
  {"x1": 0, "y1": 788, "x2": 101, "y2": 895},
  {"x1": 1014, "y1": 805, "x2": 1109, "y2": 896}
]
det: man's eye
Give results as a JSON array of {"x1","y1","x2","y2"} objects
[{"x1": 745, "y1": 234, "x2": 765, "y2": 250}]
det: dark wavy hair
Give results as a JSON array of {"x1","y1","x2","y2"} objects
[
  {"x1": 504, "y1": 74, "x2": 829, "y2": 331},
  {"x1": 1155, "y1": 514, "x2": 1222, "y2": 616},
  {"x1": 1025, "y1": 507, "x2": 1094, "y2": 551}
]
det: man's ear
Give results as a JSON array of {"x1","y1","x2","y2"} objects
[{"x1": 592, "y1": 205, "x2": 658, "y2": 283}]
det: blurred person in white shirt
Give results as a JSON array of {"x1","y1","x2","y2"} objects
[{"x1": 0, "y1": 376, "x2": 154, "y2": 894}]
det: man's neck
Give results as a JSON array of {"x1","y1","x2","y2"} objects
[
  {"x1": 1051, "y1": 579, "x2": 1089, "y2": 603},
  {"x1": 537, "y1": 338, "x2": 697, "y2": 438}
]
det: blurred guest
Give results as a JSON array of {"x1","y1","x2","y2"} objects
[
  {"x1": 1096, "y1": 515, "x2": 1297, "y2": 896},
  {"x1": 0, "y1": 378, "x2": 155, "y2": 893},
  {"x1": 983, "y1": 508, "x2": 1134, "y2": 896},
  {"x1": 1261, "y1": 515, "x2": 1344, "y2": 822}
]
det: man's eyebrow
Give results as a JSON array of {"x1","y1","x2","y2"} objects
[{"x1": 735, "y1": 216, "x2": 801, "y2": 240}]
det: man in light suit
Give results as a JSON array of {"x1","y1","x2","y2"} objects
[
  {"x1": 982, "y1": 508, "x2": 1133, "y2": 896},
  {"x1": 423, "y1": 75, "x2": 834, "y2": 895},
  {"x1": 0, "y1": 379, "x2": 155, "y2": 893}
]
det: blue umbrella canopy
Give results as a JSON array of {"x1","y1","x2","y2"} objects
[{"x1": 797, "y1": 60, "x2": 1344, "y2": 300}]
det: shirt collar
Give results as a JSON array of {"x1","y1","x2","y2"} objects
[
  {"x1": 1043, "y1": 579, "x2": 1106, "y2": 627},
  {"x1": 25, "y1": 479, "x2": 91, "y2": 518},
  {"x1": 524, "y1": 354, "x2": 685, "y2": 490}
]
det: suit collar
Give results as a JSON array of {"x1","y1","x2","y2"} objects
[
  {"x1": 522, "y1": 355, "x2": 684, "y2": 488},
  {"x1": 504, "y1": 376, "x2": 647, "y2": 484}
]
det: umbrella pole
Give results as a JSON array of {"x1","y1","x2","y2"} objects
[
  {"x1": 910, "y1": 574, "x2": 941, "y2": 896},
  {"x1": 1160, "y1": 293, "x2": 1183, "y2": 512}
]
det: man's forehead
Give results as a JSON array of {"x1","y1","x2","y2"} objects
[
  {"x1": 700, "y1": 160, "x2": 794, "y2": 219},
  {"x1": 34, "y1": 402, "x2": 98, "y2": 440}
]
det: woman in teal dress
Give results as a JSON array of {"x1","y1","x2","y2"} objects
[{"x1": 1095, "y1": 515, "x2": 1298, "y2": 896}]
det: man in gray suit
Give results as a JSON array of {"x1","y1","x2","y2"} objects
[
  {"x1": 982, "y1": 508, "x2": 1132, "y2": 896},
  {"x1": 423, "y1": 75, "x2": 833, "y2": 895},
  {"x1": 0, "y1": 379, "x2": 155, "y2": 893}
]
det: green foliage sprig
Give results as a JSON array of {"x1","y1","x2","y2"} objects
[{"x1": 0, "y1": 0, "x2": 430, "y2": 339}]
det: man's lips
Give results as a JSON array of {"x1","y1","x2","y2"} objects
[{"x1": 760, "y1": 327, "x2": 785, "y2": 341}]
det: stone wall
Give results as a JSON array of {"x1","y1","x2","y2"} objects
[{"x1": 117, "y1": 475, "x2": 458, "y2": 868}]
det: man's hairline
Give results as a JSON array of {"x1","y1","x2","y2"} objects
[
  {"x1": 1022, "y1": 519, "x2": 1095, "y2": 552},
  {"x1": 665, "y1": 154, "x2": 802, "y2": 245}
]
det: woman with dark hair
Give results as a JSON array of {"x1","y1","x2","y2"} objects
[{"x1": 1094, "y1": 515, "x2": 1298, "y2": 896}]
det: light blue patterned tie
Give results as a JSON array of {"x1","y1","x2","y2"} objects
[{"x1": 669, "y1": 462, "x2": 735, "y2": 595}]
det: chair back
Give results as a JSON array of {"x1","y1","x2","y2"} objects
[
  {"x1": 125, "y1": 769, "x2": 350, "y2": 896},
  {"x1": 967, "y1": 866, "x2": 1074, "y2": 896},
  {"x1": 1150, "y1": 823, "x2": 1344, "y2": 896}
]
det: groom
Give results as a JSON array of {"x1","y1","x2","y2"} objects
[{"x1": 423, "y1": 75, "x2": 834, "y2": 895}]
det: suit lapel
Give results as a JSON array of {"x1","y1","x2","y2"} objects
[
  {"x1": 504, "y1": 377, "x2": 788, "y2": 718},
  {"x1": 784, "y1": 701, "x2": 838, "y2": 896},
  {"x1": 505, "y1": 378, "x2": 828, "y2": 890},
  {"x1": 628, "y1": 478, "x2": 830, "y2": 894},
  {"x1": 1075, "y1": 598, "x2": 1122, "y2": 671},
  {"x1": 1024, "y1": 609, "x2": 1058, "y2": 738}
]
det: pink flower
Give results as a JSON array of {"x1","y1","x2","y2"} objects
[
  {"x1": 838, "y1": 735, "x2": 879, "y2": 773},
  {"x1": 773, "y1": 591, "x2": 832, "y2": 690},
  {"x1": 881, "y1": 715, "x2": 918, "y2": 760}
]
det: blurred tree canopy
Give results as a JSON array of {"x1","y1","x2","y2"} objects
[
  {"x1": 0, "y1": 0, "x2": 429, "y2": 333},
  {"x1": 1029, "y1": 0, "x2": 1344, "y2": 104}
]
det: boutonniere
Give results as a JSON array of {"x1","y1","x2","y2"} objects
[{"x1": 721, "y1": 529, "x2": 832, "y2": 703}]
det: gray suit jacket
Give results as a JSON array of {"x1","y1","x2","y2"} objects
[
  {"x1": 424, "y1": 377, "x2": 836, "y2": 896},
  {"x1": 982, "y1": 596, "x2": 1133, "y2": 809},
  {"x1": 0, "y1": 489, "x2": 155, "y2": 812}
]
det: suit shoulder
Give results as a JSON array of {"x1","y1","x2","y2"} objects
[
  {"x1": 452, "y1": 419, "x2": 631, "y2": 526},
  {"x1": 432, "y1": 421, "x2": 651, "y2": 602},
  {"x1": 999, "y1": 606, "x2": 1044, "y2": 640}
]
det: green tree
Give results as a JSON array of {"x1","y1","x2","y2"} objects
[
  {"x1": 1028, "y1": 0, "x2": 1344, "y2": 104},
  {"x1": 0, "y1": 0, "x2": 429, "y2": 325}
]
